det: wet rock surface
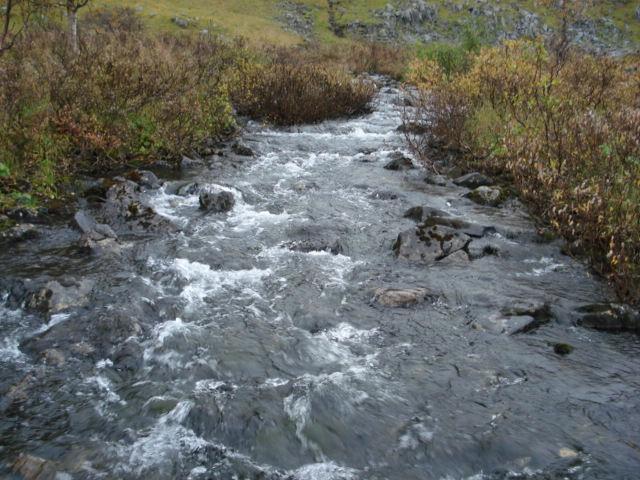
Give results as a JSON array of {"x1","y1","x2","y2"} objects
[
  {"x1": 199, "y1": 187, "x2": 236, "y2": 213},
  {"x1": 384, "y1": 151, "x2": 415, "y2": 170},
  {"x1": 0, "y1": 83, "x2": 638, "y2": 480}
]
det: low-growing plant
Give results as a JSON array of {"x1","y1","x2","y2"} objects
[
  {"x1": 231, "y1": 47, "x2": 376, "y2": 125},
  {"x1": 406, "y1": 38, "x2": 640, "y2": 302}
]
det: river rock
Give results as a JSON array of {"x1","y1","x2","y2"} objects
[
  {"x1": 394, "y1": 224, "x2": 470, "y2": 263},
  {"x1": 403, "y1": 206, "x2": 495, "y2": 238},
  {"x1": 424, "y1": 174, "x2": 448, "y2": 186},
  {"x1": 180, "y1": 155, "x2": 204, "y2": 170},
  {"x1": 384, "y1": 152, "x2": 415, "y2": 170},
  {"x1": 285, "y1": 224, "x2": 345, "y2": 255},
  {"x1": 501, "y1": 301, "x2": 552, "y2": 334},
  {"x1": 0, "y1": 223, "x2": 40, "y2": 244},
  {"x1": 199, "y1": 188, "x2": 235, "y2": 213},
  {"x1": 42, "y1": 348, "x2": 66, "y2": 366},
  {"x1": 25, "y1": 279, "x2": 94, "y2": 316},
  {"x1": 466, "y1": 186, "x2": 504, "y2": 207},
  {"x1": 374, "y1": 287, "x2": 434, "y2": 307},
  {"x1": 231, "y1": 142, "x2": 255, "y2": 157},
  {"x1": 467, "y1": 239, "x2": 500, "y2": 260},
  {"x1": 125, "y1": 169, "x2": 161, "y2": 189},
  {"x1": 576, "y1": 303, "x2": 640, "y2": 333},
  {"x1": 104, "y1": 180, "x2": 178, "y2": 232},
  {"x1": 437, "y1": 249, "x2": 469, "y2": 266},
  {"x1": 176, "y1": 182, "x2": 201, "y2": 196},
  {"x1": 73, "y1": 210, "x2": 117, "y2": 241},
  {"x1": 12, "y1": 453, "x2": 59, "y2": 480},
  {"x1": 454, "y1": 172, "x2": 493, "y2": 188}
]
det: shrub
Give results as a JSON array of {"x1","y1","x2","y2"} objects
[
  {"x1": 406, "y1": 39, "x2": 640, "y2": 302},
  {"x1": 0, "y1": 25, "x2": 239, "y2": 206},
  {"x1": 231, "y1": 48, "x2": 376, "y2": 125}
]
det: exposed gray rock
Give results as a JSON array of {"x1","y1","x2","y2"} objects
[
  {"x1": 466, "y1": 186, "x2": 504, "y2": 207},
  {"x1": 180, "y1": 155, "x2": 204, "y2": 170},
  {"x1": 576, "y1": 303, "x2": 640, "y2": 333},
  {"x1": 501, "y1": 302, "x2": 552, "y2": 334},
  {"x1": 199, "y1": 188, "x2": 235, "y2": 213},
  {"x1": 424, "y1": 174, "x2": 448, "y2": 186},
  {"x1": 437, "y1": 249, "x2": 469, "y2": 266},
  {"x1": 374, "y1": 287, "x2": 434, "y2": 307},
  {"x1": 467, "y1": 239, "x2": 500, "y2": 260},
  {"x1": 176, "y1": 182, "x2": 202, "y2": 196},
  {"x1": 231, "y1": 142, "x2": 255, "y2": 157},
  {"x1": 454, "y1": 172, "x2": 494, "y2": 188},
  {"x1": 126, "y1": 169, "x2": 161, "y2": 189},
  {"x1": 394, "y1": 224, "x2": 470, "y2": 263},
  {"x1": 293, "y1": 180, "x2": 319, "y2": 193},
  {"x1": 384, "y1": 152, "x2": 415, "y2": 171},
  {"x1": 73, "y1": 210, "x2": 117, "y2": 241},
  {"x1": 103, "y1": 180, "x2": 178, "y2": 233},
  {"x1": 285, "y1": 224, "x2": 345, "y2": 255},
  {"x1": 25, "y1": 279, "x2": 94, "y2": 316},
  {"x1": 172, "y1": 16, "x2": 190, "y2": 28},
  {"x1": 403, "y1": 206, "x2": 495, "y2": 238}
]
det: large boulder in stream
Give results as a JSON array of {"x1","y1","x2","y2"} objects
[
  {"x1": 199, "y1": 188, "x2": 235, "y2": 213},
  {"x1": 576, "y1": 303, "x2": 640, "y2": 333},
  {"x1": 403, "y1": 206, "x2": 496, "y2": 238},
  {"x1": 103, "y1": 179, "x2": 178, "y2": 233},
  {"x1": 393, "y1": 224, "x2": 471, "y2": 264},
  {"x1": 374, "y1": 287, "x2": 435, "y2": 307},
  {"x1": 384, "y1": 152, "x2": 415, "y2": 171}
]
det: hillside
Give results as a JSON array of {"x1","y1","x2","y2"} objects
[{"x1": 91, "y1": 0, "x2": 640, "y2": 51}]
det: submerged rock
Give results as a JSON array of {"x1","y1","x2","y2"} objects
[
  {"x1": 466, "y1": 186, "x2": 504, "y2": 207},
  {"x1": 384, "y1": 152, "x2": 415, "y2": 171},
  {"x1": 374, "y1": 287, "x2": 434, "y2": 307},
  {"x1": 12, "y1": 453, "x2": 59, "y2": 480},
  {"x1": 576, "y1": 303, "x2": 640, "y2": 333},
  {"x1": 369, "y1": 190, "x2": 400, "y2": 200},
  {"x1": 502, "y1": 302, "x2": 552, "y2": 334},
  {"x1": 454, "y1": 172, "x2": 493, "y2": 188},
  {"x1": 199, "y1": 188, "x2": 235, "y2": 213},
  {"x1": 285, "y1": 224, "x2": 345, "y2": 255}
]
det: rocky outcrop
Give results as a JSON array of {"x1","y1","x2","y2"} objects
[
  {"x1": 373, "y1": 287, "x2": 434, "y2": 307},
  {"x1": 199, "y1": 188, "x2": 236, "y2": 213}
]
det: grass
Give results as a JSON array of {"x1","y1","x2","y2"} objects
[{"x1": 88, "y1": 1, "x2": 640, "y2": 51}]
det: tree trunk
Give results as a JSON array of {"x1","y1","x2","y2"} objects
[{"x1": 67, "y1": 6, "x2": 78, "y2": 53}]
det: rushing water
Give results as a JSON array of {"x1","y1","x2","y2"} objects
[{"x1": 1, "y1": 81, "x2": 640, "y2": 480}]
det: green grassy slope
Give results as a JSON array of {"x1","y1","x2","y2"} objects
[{"x1": 90, "y1": 0, "x2": 640, "y2": 47}]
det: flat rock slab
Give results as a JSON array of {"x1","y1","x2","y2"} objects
[
  {"x1": 374, "y1": 288, "x2": 434, "y2": 307},
  {"x1": 394, "y1": 224, "x2": 470, "y2": 263},
  {"x1": 454, "y1": 172, "x2": 494, "y2": 188}
]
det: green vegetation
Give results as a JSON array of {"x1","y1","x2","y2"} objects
[{"x1": 406, "y1": 39, "x2": 640, "y2": 303}]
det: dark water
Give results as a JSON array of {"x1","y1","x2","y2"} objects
[{"x1": 1, "y1": 81, "x2": 640, "y2": 479}]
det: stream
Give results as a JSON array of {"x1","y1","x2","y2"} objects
[{"x1": 1, "y1": 80, "x2": 639, "y2": 479}]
